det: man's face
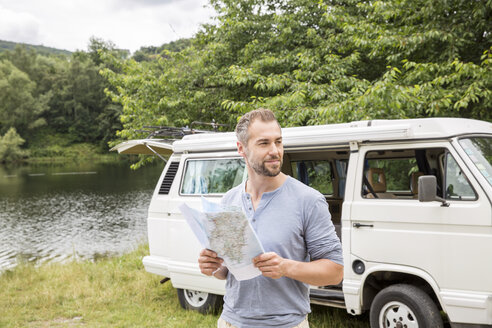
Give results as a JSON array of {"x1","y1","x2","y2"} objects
[{"x1": 239, "y1": 120, "x2": 283, "y2": 177}]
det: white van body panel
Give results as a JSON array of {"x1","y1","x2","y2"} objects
[
  {"x1": 344, "y1": 261, "x2": 444, "y2": 312},
  {"x1": 114, "y1": 118, "x2": 492, "y2": 326},
  {"x1": 440, "y1": 290, "x2": 492, "y2": 324},
  {"x1": 171, "y1": 118, "x2": 492, "y2": 154}
]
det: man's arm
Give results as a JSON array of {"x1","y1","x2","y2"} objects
[
  {"x1": 253, "y1": 252, "x2": 343, "y2": 286},
  {"x1": 198, "y1": 249, "x2": 228, "y2": 280}
]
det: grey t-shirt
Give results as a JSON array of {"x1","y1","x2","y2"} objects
[{"x1": 220, "y1": 176, "x2": 343, "y2": 328}]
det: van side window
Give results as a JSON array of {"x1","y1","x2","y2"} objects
[
  {"x1": 363, "y1": 156, "x2": 419, "y2": 199},
  {"x1": 445, "y1": 153, "x2": 476, "y2": 200},
  {"x1": 362, "y1": 148, "x2": 477, "y2": 201},
  {"x1": 291, "y1": 160, "x2": 333, "y2": 195},
  {"x1": 181, "y1": 158, "x2": 246, "y2": 195}
]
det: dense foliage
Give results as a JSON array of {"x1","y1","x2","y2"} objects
[
  {"x1": 0, "y1": 128, "x2": 27, "y2": 163},
  {"x1": 1, "y1": 1, "x2": 490, "y2": 164},
  {"x1": 132, "y1": 38, "x2": 193, "y2": 62},
  {"x1": 0, "y1": 38, "x2": 126, "y2": 156},
  {"x1": 103, "y1": 0, "x2": 491, "y2": 140}
]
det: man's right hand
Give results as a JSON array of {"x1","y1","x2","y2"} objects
[{"x1": 198, "y1": 249, "x2": 225, "y2": 278}]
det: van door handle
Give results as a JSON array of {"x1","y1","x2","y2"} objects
[{"x1": 353, "y1": 223, "x2": 374, "y2": 228}]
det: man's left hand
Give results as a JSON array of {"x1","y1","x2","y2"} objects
[{"x1": 253, "y1": 252, "x2": 289, "y2": 279}]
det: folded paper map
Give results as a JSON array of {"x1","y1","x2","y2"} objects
[{"x1": 179, "y1": 198, "x2": 264, "y2": 281}]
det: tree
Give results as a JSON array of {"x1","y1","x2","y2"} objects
[
  {"x1": 0, "y1": 59, "x2": 48, "y2": 136},
  {"x1": 133, "y1": 38, "x2": 192, "y2": 62},
  {"x1": 207, "y1": 0, "x2": 492, "y2": 125},
  {"x1": 0, "y1": 40, "x2": 124, "y2": 150},
  {"x1": 0, "y1": 127, "x2": 28, "y2": 163},
  {"x1": 101, "y1": 45, "x2": 236, "y2": 144},
  {"x1": 103, "y1": 0, "x2": 491, "y2": 148}
]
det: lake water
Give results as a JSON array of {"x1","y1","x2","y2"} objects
[{"x1": 0, "y1": 161, "x2": 164, "y2": 271}]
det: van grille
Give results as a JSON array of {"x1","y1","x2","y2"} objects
[{"x1": 158, "y1": 161, "x2": 180, "y2": 195}]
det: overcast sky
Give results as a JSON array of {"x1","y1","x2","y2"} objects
[{"x1": 0, "y1": 0, "x2": 216, "y2": 53}]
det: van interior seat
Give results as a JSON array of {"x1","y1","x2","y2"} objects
[
  {"x1": 366, "y1": 167, "x2": 396, "y2": 199},
  {"x1": 410, "y1": 171, "x2": 424, "y2": 198},
  {"x1": 325, "y1": 198, "x2": 342, "y2": 240}
]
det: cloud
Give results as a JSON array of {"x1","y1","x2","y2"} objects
[
  {"x1": 109, "y1": 0, "x2": 180, "y2": 11},
  {"x1": 0, "y1": 0, "x2": 214, "y2": 53},
  {"x1": 0, "y1": 5, "x2": 42, "y2": 44},
  {"x1": 98, "y1": 0, "x2": 214, "y2": 51}
]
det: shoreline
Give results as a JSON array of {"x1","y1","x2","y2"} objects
[{"x1": 2, "y1": 142, "x2": 135, "y2": 166}]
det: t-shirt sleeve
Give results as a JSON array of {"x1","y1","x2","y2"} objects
[{"x1": 304, "y1": 195, "x2": 343, "y2": 265}]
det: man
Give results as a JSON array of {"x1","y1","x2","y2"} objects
[{"x1": 198, "y1": 108, "x2": 343, "y2": 328}]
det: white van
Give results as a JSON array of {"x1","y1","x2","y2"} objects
[{"x1": 113, "y1": 118, "x2": 492, "y2": 328}]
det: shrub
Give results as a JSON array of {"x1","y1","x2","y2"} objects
[{"x1": 0, "y1": 127, "x2": 29, "y2": 163}]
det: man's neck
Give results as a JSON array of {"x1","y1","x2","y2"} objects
[{"x1": 245, "y1": 171, "x2": 288, "y2": 201}]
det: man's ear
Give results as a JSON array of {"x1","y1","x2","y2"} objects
[{"x1": 237, "y1": 141, "x2": 246, "y2": 158}]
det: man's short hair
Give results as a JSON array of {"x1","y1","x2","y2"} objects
[{"x1": 235, "y1": 108, "x2": 280, "y2": 145}]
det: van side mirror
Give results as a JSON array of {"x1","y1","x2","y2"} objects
[{"x1": 418, "y1": 175, "x2": 449, "y2": 207}]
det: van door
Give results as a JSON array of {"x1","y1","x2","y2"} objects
[{"x1": 349, "y1": 141, "x2": 491, "y2": 295}]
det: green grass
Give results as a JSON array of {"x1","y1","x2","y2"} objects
[
  {"x1": 24, "y1": 131, "x2": 124, "y2": 165},
  {"x1": 27, "y1": 143, "x2": 122, "y2": 165},
  {"x1": 0, "y1": 245, "x2": 370, "y2": 328}
]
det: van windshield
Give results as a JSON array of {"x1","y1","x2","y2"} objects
[{"x1": 459, "y1": 137, "x2": 492, "y2": 187}]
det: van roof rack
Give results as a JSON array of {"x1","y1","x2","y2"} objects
[
  {"x1": 190, "y1": 120, "x2": 229, "y2": 131},
  {"x1": 137, "y1": 120, "x2": 229, "y2": 139}
]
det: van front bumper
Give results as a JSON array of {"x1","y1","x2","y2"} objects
[
  {"x1": 142, "y1": 255, "x2": 226, "y2": 295},
  {"x1": 441, "y1": 290, "x2": 492, "y2": 326}
]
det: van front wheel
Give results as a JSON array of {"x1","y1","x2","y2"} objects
[
  {"x1": 177, "y1": 288, "x2": 223, "y2": 314},
  {"x1": 370, "y1": 284, "x2": 443, "y2": 328}
]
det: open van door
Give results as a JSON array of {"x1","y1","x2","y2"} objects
[{"x1": 110, "y1": 139, "x2": 174, "y2": 161}]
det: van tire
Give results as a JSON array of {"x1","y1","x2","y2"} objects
[
  {"x1": 177, "y1": 288, "x2": 223, "y2": 314},
  {"x1": 369, "y1": 284, "x2": 443, "y2": 328}
]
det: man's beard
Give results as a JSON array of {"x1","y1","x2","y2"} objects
[{"x1": 248, "y1": 156, "x2": 283, "y2": 177}]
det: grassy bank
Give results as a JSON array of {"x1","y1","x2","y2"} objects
[
  {"x1": 27, "y1": 143, "x2": 122, "y2": 165},
  {"x1": 0, "y1": 245, "x2": 370, "y2": 328}
]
